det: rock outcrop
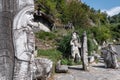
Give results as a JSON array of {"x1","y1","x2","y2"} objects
[
  {"x1": 55, "y1": 60, "x2": 68, "y2": 73},
  {"x1": 33, "y1": 58, "x2": 53, "y2": 80},
  {"x1": 101, "y1": 44, "x2": 119, "y2": 69}
]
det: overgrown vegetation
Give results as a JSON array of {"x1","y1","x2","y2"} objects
[
  {"x1": 37, "y1": 49, "x2": 62, "y2": 62},
  {"x1": 35, "y1": 0, "x2": 120, "y2": 41},
  {"x1": 36, "y1": 0, "x2": 108, "y2": 27},
  {"x1": 108, "y1": 13, "x2": 120, "y2": 23},
  {"x1": 35, "y1": 0, "x2": 120, "y2": 66},
  {"x1": 61, "y1": 58, "x2": 82, "y2": 65},
  {"x1": 58, "y1": 34, "x2": 71, "y2": 58},
  {"x1": 35, "y1": 31, "x2": 56, "y2": 40}
]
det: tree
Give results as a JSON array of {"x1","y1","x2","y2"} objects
[{"x1": 91, "y1": 26, "x2": 111, "y2": 44}]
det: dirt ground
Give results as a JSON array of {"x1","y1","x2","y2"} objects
[{"x1": 54, "y1": 62, "x2": 120, "y2": 80}]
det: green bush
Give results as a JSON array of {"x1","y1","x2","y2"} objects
[
  {"x1": 58, "y1": 34, "x2": 71, "y2": 58},
  {"x1": 61, "y1": 58, "x2": 69, "y2": 65},
  {"x1": 88, "y1": 38, "x2": 98, "y2": 56},
  {"x1": 37, "y1": 49, "x2": 62, "y2": 62},
  {"x1": 61, "y1": 58, "x2": 81, "y2": 65},
  {"x1": 35, "y1": 31, "x2": 56, "y2": 40},
  {"x1": 91, "y1": 26, "x2": 111, "y2": 44},
  {"x1": 110, "y1": 24, "x2": 120, "y2": 39},
  {"x1": 61, "y1": 59, "x2": 74, "y2": 65}
]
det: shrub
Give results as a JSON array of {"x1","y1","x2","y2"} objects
[
  {"x1": 91, "y1": 26, "x2": 111, "y2": 44},
  {"x1": 35, "y1": 31, "x2": 56, "y2": 40},
  {"x1": 58, "y1": 34, "x2": 71, "y2": 58},
  {"x1": 61, "y1": 58, "x2": 81, "y2": 65},
  {"x1": 110, "y1": 24, "x2": 120, "y2": 39},
  {"x1": 88, "y1": 38, "x2": 98, "y2": 56},
  {"x1": 37, "y1": 49, "x2": 62, "y2": 62},
  {"x1": 61, "y1": 58, "x2": 69, "y2": 65}
]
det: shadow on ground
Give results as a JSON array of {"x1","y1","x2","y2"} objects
[
  {"x1": 92, "y1": 65, "x2": 105, "y2": 69},
  {"x1": 68, "y1": 66, "x2": 83, "y2": 70}
]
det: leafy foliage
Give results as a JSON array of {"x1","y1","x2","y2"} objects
[
  {"x1": 87, "y1": 38, "x2": 98, "y2": 55},
  {"x1": 36, "y1": 0, "x2": 108, "y2": 28},
  {"x1": 36, "y1": 0, "x2": 57, "y2": 15},
  {"x1": 37, "y1": 49, "x2": 62, "y2": 62},
  {"x1": 108, "y1": 13, "x2": 120, "y2": 23},
  {"x1": 58, "y1": 34, "x2": 71, "y2": 58},
  {"x1": 91, "y1": 26, "x2": 111, "y2": 44},
  {"x1": 35, "y1": 31, "x2": 56, "y2": 40},
  {"x1": 109, "y1": 24, "x2": 120, "y2": 39},
  {"x1": 61, "y1": 58, "x2": 81, "y2": 65},
  {"x1": 107, "y1": 13, "x2": 120, "y2": 40}
]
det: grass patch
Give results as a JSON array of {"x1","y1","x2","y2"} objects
[
  {"x1": 61, "y1": 58, "x2": 82, "y2": 65},
  {"x1": 37, "y1": 49, "x2": 63, "y2": 74},
  {"x1": 35, "y1": 31, "x2": 56, "y2": 40},
  {"x1": 37, "y1": 49, "x2": 62, "y2": 62}
]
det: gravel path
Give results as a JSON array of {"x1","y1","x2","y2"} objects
[{"x1": 54, "y1": 62, "x2": 120, "y2": 80}]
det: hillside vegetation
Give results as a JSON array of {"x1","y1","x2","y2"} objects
[
  {"x1": 35, "y1": 0, "x2": 108, "y2": 27},
  {"x1": 35, "y1": 0, "x2": 120, "y2": 64},
  {"x1": 35, "y1": 0, "x2": 120, "y2": 41}
]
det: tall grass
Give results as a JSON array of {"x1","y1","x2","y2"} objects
[
  {"x1": 35, "y1": 31, "x2": 56, "y2": 40},
  {"x1": 37, "y1": 49, "x2": 62, "y2": 63}
]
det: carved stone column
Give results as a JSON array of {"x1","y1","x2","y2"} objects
[
  {"x1": 0, "y1": 0, "x2": 15, "y2": 80},
  {"x1": 81, "y1": 31, "x2": 89, "y2": 71},
  {"x1": 0, "y1": 0, "x2": 34, "y2": 80},
  {"x1": 12, "y1": 0, "x2": 35, "y2": 80}
]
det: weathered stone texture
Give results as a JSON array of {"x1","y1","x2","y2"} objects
[
  {"x1": 0, "y1": 0, "x2": 51, "y2": 80},
  {"x1": 101, "y1": 44, "x2": 119, "y2": 69},
  {"x1": 55, "y1": 60, "x2": 68, "y2": 73},
  {"x1": 0, "y1": 0, "x2": 20, "y2": 79},
  {"x1": 0, "y1": 0, "x2": 15, "y2": 80},
  {"x1": 33, "y1": 58, "x2": 53, "y2": 80},
  {"x1": 81, "y1": 31, "x2": 89, "y2": 71}
]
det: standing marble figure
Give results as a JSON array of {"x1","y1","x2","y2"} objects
[{"x1": 70, "y1": 32, "x2": 81, "y2": 62}]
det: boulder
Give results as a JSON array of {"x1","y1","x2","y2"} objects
[
  {"x1": 92, "y1": 53, "x2": 100, "y2": 59},
  {"x1": 101, "y1": 44, "x2": 119, "y2": 69},
  {"x1": 55, "y1": 60, "x2": 68, "y2": 73},
  {"x1": 33, "y1": 58, "x2": 53, "y2": 80},
  {"x1": 88, "y1": 56, "x2": 95, "y2": 63}
]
